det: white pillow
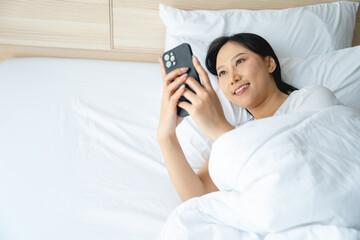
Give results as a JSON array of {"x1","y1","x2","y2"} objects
[
  {"x1": 160, "y1": 2, "x2": 358, "y2": 58},
  {"x1": 159, "y1": 2, "x2": 359, "y2": 170},
  {"x1": 280, "y1": 46, "x2": 360, "y2": 112}
]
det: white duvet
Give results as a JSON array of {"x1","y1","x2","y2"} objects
[{"x1": 159, "y1": 105, "x2": 360, "y2": 239}]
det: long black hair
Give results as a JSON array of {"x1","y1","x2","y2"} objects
[{"x1": 205, "y1": 33, "x2": 297, "y2": 95}]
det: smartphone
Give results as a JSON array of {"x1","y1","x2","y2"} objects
[{"x1": 162, "y1": 43, "x2": 201, "y2": 117}]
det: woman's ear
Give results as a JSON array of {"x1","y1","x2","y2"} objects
[{"x1": 266, "y1": 56, "x2": 276, "y2": 74}]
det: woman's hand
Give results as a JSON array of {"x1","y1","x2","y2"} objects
[
  {"x1": 157, "y1": 57, "x2": 188, "y2": 139},
  {"x1": 178, "y1": 56, "x2": 234, "y2": 140}
]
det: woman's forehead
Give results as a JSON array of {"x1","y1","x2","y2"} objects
[
  {"x1": 221, "y1": 41, "x2": 249, "y2": 53},
  {"x1": 217, "y1": 42, "x2": 252, "y2": 63}
]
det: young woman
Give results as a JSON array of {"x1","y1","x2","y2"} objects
[{"x1": 157, "y1": 33, "x2": 340, "y2": 202}]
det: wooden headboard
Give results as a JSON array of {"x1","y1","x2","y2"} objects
[{"x1": 0, "y1": 0, "x2": 359, "y2": 63}]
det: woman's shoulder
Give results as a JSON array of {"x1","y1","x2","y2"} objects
[
  {"x1": 297, "y1": 85, "x2": 341, "y2": 105},
  {"x1": 297, "y1": 85, "x2": 335, "y2": 97},
  {"x1": 280, "y1": 85, "x2": 341, "y2": 114}
]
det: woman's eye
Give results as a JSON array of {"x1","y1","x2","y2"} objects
[
  {"x1": 218, "y1": 71, "x2": 226, "y2": 77},
  {"x1": 236, "y1": 59, "x2": 245, "y2": 65}
]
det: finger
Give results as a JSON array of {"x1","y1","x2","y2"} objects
[
  {"x1": 192, "y1": 56, "x2": 213, "y2": 89},
  {"x1": 169, "y1": 84, "x2": 186, "y2": 106},
  {"x1": 163, "y1": 67, "x2": 189, "y2": 86},
  {"x1": 159, "y1": 54, "x2": 189, "y2": 85},
  {"x1": 182, "y1": 88, "x2": 198, "y2": 104},
  {"x1": 167, "y1": 73, "x2": 188, "y2": 94},
  {"x1": 185, "y1": 76, "x2": 204, "y2": 95},
  {"x1": 177, "y1": 101, "x2": 192, "y2": 115}
]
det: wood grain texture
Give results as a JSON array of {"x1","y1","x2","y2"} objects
[
  {"x1": 0, "y1": 0, "x2": 110, "y2": 50},
  {"x1": 0, "y1": 0, "x2": 359, "y2": 63},
  {"x1": 0, "y1": 43, "x2": 153, "y2": 63}
]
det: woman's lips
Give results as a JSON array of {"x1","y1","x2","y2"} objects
[{"x1": 234, "y1": 83, "x2": 250, "y2": 96}]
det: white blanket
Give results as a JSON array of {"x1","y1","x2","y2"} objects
[{"x1": 159, "y1": 106, "x2": 360, "y2": 239}]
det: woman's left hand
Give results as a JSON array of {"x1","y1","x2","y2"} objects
[{"x1": 178, "y1": 56, "x2": 234, "y2": 140}]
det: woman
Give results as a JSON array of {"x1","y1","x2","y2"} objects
[{"x1": 157, "y1": 33, "x2": 340, "y2": 202}]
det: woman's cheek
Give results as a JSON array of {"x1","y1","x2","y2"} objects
[{"x1": 241, "y1": 65, "x2": 255, "y2": 80}]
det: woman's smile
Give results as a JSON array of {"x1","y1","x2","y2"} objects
[{"x1": 234, "y1": 83, "x2": 250, "y2": 96}]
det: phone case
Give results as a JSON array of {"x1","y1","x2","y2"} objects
[{"x1": 162, "y1": 43, "x2": 201, "y2": 117}]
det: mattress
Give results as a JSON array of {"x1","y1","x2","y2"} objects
[{"x1": 0, "y1": 58, "x2": 182, "y2": 240}]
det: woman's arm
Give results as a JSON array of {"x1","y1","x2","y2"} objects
[
  {"x1": 157, "y1": 56, "x2": 229, "y2": 202},
  {"x1": 158, "y1": 133, "x2": 217, "y2": 202},
  {"x1": 196, "y1": 159, "x2": 219, "y2": 194},
  {"x1": 157, "y1": 57, "x2": 209, "y2": 202}
]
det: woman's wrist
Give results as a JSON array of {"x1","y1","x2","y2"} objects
[{"x1": 157, "y1": 130, "x2": 177, "y2": 144}]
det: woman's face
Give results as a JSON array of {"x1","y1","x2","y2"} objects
[{"x1": 216, "y1": 41, "x2": 277, "y2": 110}]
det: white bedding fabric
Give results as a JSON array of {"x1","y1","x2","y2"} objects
[
  {"x1": 159, "y1": 105, "x2": 360, "y2": 239},
  {"x1": 0, "y1": 58, "x2": 182, "y2": 240}
]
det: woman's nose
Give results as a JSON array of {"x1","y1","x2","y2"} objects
[{"x1": 229, "y1": 71, "x2": 241, "y2": 85}]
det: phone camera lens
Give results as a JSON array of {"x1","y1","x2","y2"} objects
[{"x1": 166, "y1": 61, "x2": 171, "y2": 68}]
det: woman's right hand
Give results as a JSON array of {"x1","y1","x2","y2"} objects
[{"x1": 157, "y1": 57, "x2": 189, "y2": 139}]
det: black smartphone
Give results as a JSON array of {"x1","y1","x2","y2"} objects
[{"x1": 162, "y1": 43, "x2": 201, "y2": 117}]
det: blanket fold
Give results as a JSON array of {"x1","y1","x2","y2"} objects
[{"x1": 159, "y1": 106, "x2": 360, "y2": 239}]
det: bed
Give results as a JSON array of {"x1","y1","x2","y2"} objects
[{"x1": 1, "y1": 1, "x2": 360, "y2": 240}]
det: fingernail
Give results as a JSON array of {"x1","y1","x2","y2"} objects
[
  {"x1": 179, "y1": 73, "x2": 187, "y2": 81},
  {"x1": 158, "y1": 56, "x2": 162, "y2": 63},
  {"x1": 179, "y1": 84, "x2": 185, "y2": 89},
  {"x1": 180, "y1": 67, "x2": 189, "y2": 72},
  {"x1": 192, "y1": 55, "x2": 198, "y2": 62}
]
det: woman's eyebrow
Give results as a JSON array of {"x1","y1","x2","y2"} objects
[{"x1": 216, "y1": 53, "x2": 245, "y2": 72}]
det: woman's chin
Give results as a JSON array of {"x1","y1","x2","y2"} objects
[{"x1": 230, "y1": 99, "x2": 251, "y2": 109}]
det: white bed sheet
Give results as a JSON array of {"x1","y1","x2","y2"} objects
[{"x1": 0, "y1": 58, "x2": 182, "y2": 240}]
